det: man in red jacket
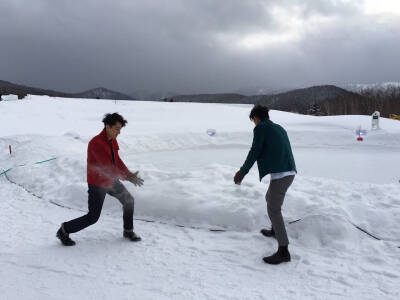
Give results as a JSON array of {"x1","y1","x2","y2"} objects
[{"x1": 57, "y1": 113, "x2": 144, "y2": 246}]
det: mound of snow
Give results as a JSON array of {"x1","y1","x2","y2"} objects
[{"x1": 289, "y1": 214, "x2": 365, "y2": 250}]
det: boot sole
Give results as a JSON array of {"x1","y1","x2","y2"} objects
[
  {"x1": 124, "y1": 237, "x2": 142, "y2": 242},
  {"x1": 123, "y1": 234, "x2": 142, "y2": 242},
  {"x1": 263, "y1": 257, "x2": 291, "y2": 264}
]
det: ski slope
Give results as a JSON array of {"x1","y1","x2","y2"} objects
[{"x1": 0, "y1": 96, "x2": 399, "y2": 299}]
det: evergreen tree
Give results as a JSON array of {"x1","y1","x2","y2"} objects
[{"x1": 308, "y1": 103, "x2": 322, "y2": 116}]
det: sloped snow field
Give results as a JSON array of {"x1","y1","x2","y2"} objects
[{"x1": 1, "y1": 96, "x2": 399, "y2": 299}]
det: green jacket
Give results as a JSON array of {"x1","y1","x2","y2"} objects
[{"x1": 240, "y1": 119, "x2": 296, "y2": 181}]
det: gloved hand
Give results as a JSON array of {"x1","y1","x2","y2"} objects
[
  {"x1": 234, "y1": 170, "x2": 245, "y2": 185},
  {"x1": 126, "y1": 171, "x2": 144, "y2": 186}
]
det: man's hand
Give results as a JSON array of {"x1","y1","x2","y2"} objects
[
  {"x1": 234, "y1": 170, "x2": 245, "y2": 185},
  {"x1": 126, "y1": 171, "x2": 144, "y2": 187}
]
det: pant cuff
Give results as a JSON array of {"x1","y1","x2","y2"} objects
[{"x1": 61, "y1": 223, "x2": 69, "y2": 234}]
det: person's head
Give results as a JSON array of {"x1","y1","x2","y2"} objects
[
  {"x1": 102, "y1": 113, "x2": 128, "y2": 140},
  {"x1": 249, "y1": 105, "x2": 269, "y2": 125}
]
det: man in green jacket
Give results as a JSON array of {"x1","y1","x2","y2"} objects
[{"x1": 234, "y1": 105, "x2": 296, "y2": 265}]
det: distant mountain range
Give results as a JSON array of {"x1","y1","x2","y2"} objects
[
  {"x1": 163, "y1": 85, "x2": 364, "y2": 113},
  {"x1": 246, "y1": 85, "x2": 365, "y2": 114},
  {"x1": 1, "y1": 79, "x2": 399, "y2": 117},
  {"x1": 74, "y1": 87, "x2": 134, "y2": 100},
  {"x1": 235, "y1": 82, "x2": 400, "y2": 96},
  {"x1": 130, "y1": 89, "x2": 178, "y2": 101},
  {"x1": 234, "y1": 86, "x2": 300, "y2": 96},
  {"x1": 163, "y1": 84, "x2": 399, "y2": 117},
  {"x1": 0, "y1": 80, "x2": 134, "y2": 100},
  {"x1": 163, "y1": 93, "x2": 247, "y2": 103},
  {"x1": 339, "y1": 82, "x2": 400, "y2": 93}
]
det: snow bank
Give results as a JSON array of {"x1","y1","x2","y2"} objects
[{"x1": 0, "y1": 96, "x2": 398, "y2": 242}]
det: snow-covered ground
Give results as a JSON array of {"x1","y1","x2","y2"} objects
[{"x1": 1, "y1": 96, "x2": 399, "y2": 299}]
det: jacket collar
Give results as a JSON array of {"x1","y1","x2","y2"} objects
[
  {"x1": 99, "y1": 128, "x2": 119, "y2": 150},
  {"x1": 99, "y1": 128, "x2": 112, "y2": 143},
  {"x1": 255, "y1": 118, "x2": 270, "y2": 128}
]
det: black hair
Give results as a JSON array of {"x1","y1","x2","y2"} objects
[
  {"x1": 102, "y1": 113, "x2": 128, "y2": 127},
  {"x1": 249, "y1": 105, "x2": 269, "y2": 120}
]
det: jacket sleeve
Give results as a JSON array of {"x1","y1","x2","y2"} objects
[{"x1": 240, "y1": 125, "x2": 265, "y2": 175}]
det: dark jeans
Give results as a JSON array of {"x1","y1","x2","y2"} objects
[{"x1": 63, "y1": 180, "x2": 134, "y2": 234}]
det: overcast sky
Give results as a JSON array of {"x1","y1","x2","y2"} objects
[{"x1": 0, "y1": 0, "x2": 399, "y2": 94}]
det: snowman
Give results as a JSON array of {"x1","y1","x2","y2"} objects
[{"x1": 371, "y1": 111, "x2": 380, "y2": 130}]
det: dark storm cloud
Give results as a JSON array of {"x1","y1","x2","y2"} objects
[{"x1": 0, "y1": 0, "x2": 399, "y2": 95}]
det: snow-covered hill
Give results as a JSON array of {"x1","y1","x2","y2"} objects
[
  {"x1": 75, "y1": 87, "x2": 134, "y2": 100},
  {"x1": 341, "y1": 82, "x2": 400, "y2": 93},
  {"x1": 1, "y1": 96, "x2": 399, "y2": 299}
]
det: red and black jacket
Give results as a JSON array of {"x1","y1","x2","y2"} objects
[{"x1": 87, "y1": 129, "x2": 130, "y2": 188}]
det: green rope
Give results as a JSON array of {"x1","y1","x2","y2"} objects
[
  {"x1": 0, "y1": 158, "x2": 57, "y2": 176},
  {"x1": 0, "y1": 168, "x2": 12, "y2": 176},
  {"x1": 35, "y1": 158, "x2": 57, "y2": 164}
]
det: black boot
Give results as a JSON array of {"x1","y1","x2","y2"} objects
[
  {"x1": 263, "y1": 246, "x2": 291, "y2": 265},
  {"x1": 260, "y1": 227, "x2": 275, "y2": 238},
  {"x1": 56, "y1": 224, "x2": 76, "y2": 246},
  {"x1": 123, "y1": 230, "x2": 142, "y2": 242}
]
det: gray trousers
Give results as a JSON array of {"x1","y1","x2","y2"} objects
[{"x1": 266, "y1": 175, "x2": 295, "y2": 246}]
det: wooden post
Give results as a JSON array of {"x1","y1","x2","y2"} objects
[{"x1": 9, "y1": 145, "x2": 12, "y2": 155}]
